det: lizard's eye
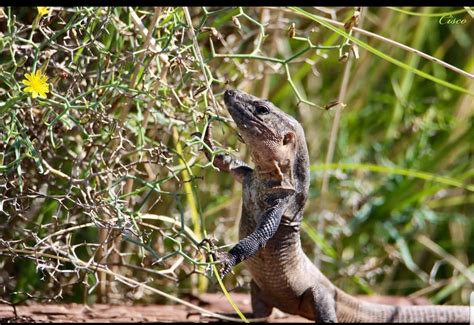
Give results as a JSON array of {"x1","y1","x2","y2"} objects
[{"x1": 255, "y1": 105, "x2": 270, "y2": 115}]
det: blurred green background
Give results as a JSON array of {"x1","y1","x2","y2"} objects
[{"x1": 0, "y1": 6, "x2": 472, "y2": 309}]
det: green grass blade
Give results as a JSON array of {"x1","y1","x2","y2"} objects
[
  {"x1": 289, "y1": 7, "x2": 474, "y2": 96},
  {"x1": 311, "y1": 163, "x2": 474, "y2": 192}
]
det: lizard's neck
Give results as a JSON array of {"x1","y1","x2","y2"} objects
[
  {"x1": 289, "y1": 136, "x2": 310, "y2": 195},
  {"x1": 254, "y1": 162, "x2": 295, "y2": 191},
  {"x1": 252, "y1": 137, "x2": 309, "y2": 194}
]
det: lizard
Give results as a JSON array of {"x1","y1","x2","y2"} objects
[{"x1": 202, "y1": 88, "x2": 471, "y2": 322}]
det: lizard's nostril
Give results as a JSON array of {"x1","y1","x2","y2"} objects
[{"x1": 224, "y1": 89, "x2": 235, "y2": 99}]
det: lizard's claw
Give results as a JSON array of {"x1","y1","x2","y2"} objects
[
  {"x1": 213, "y1": 251, "x2": 237, "y2": 278},
  {"x1": 203, "y1": 122, "x2": 215, "y2": 150},
  {"x1": 193, "y1": 122, "x2": 215, "y2": 163},
  {"x1": 198, "y1": 236, "x2": 217, "y2": 247},
  {"x1": 190, "y1": 131, "x2": 202, "y2": 139}
]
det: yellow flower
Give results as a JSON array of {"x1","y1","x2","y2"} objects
[
  {"x1": 22, "y1": 70, "x2": 50, "y2": 99},
  {"x1": 37, "y1": 7, "x2": 50, "y2": 17}
]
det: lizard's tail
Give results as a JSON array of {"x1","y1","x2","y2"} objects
[{"x1": 336, "y1": 289, "x2": 470, "y2": 323}]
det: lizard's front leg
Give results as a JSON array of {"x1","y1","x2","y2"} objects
[
  {"x1": 217, "y1": 198, "x2": 289, "y2": 277},
  {"x1": 203, "y1": 121, "x2": 252, "y2": 183}
]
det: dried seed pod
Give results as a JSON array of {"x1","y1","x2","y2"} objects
[
  {"x1": 202, "y1": 27, "x2": 220, "y2": 39},
  {"x1": 232, "y1": 16, "x2": 241, "y2": 29},
  {"x1": 324, "y1": 101, "x2": 347, "y2": 110},
  {"x1": 194, "y1": 85, "x2": 207, "y2": 97},
  {"x1": 211, "y1": 27, "x2": 219, "y2": 38},
  {"x1": 288, "y1": 22, "x2": 296, "y2": 38},
  {"x1": 339, "y1": 52, "x2": 349, "y2": 63},
  {"x1": 344, "y1": 7, "x2": 361, "y2": 31}
]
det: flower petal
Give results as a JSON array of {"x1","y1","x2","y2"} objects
[{"x1": 22, "y1": 69, "x2": 50, "y2": 98}]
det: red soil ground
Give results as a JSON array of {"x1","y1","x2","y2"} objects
[{"x1": 0, "y1": 293, "x2": 429, "y2": 323}]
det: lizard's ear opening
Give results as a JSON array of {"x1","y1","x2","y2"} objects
[{"x1": 283, "y1": 132, "x2": 296, "y2": 145}]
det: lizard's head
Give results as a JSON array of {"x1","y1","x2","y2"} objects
[{"x1": 224, "y1": 89, "x2": 306, "y2": 176}]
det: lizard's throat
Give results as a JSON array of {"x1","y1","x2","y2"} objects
[{"x1": 254, "y1": 159, "x2": 295, "y2": 191}]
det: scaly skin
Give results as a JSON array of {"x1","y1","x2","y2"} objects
[{"x1": 204, "y1": 89, "x2": 470, "y2": 323}]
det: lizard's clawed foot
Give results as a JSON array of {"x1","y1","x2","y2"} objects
[
  {"x1": 203, "y1": 238, "x2": 236, "y2": 278},
  {"x1": 213, "y1": 251, "x2": 237, "y2": 278}
]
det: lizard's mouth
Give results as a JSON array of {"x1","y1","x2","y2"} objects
[{"x1": 223, "y1": 89, "x2": 277, "y2": 140}]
